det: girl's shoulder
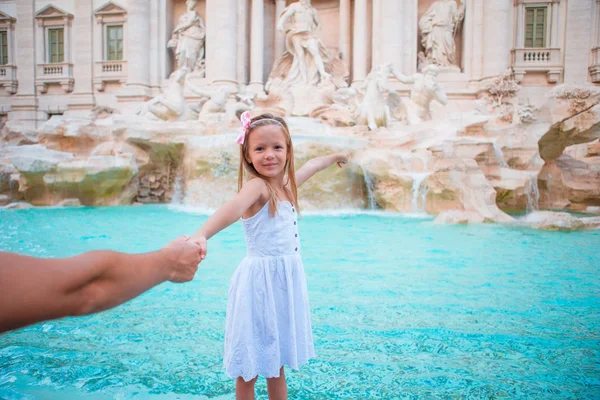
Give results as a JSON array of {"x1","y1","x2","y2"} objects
[{"x1": 243, "y1": 178, "x2": 270, "y2": 203}]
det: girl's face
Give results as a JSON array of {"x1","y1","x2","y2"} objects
[{"x1": 246, "y1": 125, "x2": 288, "y2": 182}]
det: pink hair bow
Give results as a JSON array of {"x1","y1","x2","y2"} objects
[{"x1": 237, "y1": 111, "x2": 252, "y2": 145}]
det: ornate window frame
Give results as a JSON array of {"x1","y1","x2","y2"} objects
[
  {"x1": 34, "y1": 4, "x2": 74, "y2": 93},
  {"x1": 0, "y1": 11, "x2": 17, "y2": 94},
  {"x1": 512, "y1": 0, "x2": 565, "y2": 84},
  {"x1": 93, "y1": 1, "x2": 128, "y2": 91}
]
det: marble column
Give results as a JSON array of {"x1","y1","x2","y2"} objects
[
  {"x1": 11, "y1": 0, "x2": 45, "y2": 128},
  {"x1": 482, "y1": 0, "x2": 511, "y2": 78},
  {"x1": 352, "y1": 0, "x2": 368, "y2": 84},
  {"x1": 237, "y1": 0, "x2": 248, "y2": 85},
  {"x1": 550, "y1": 1, "x2": 560, "y2": 48},
  {"x1": 372, "y1": 0, "x2": 382, "y2": 67},
  {"x1": 206, "y1": 0, "x2": 238, "y2": 88},
  {"x1": 274, "y1": 0, "x2": 286, "y2": 61},
  {"x1": 68, "y1": 0, "x2": 96, "y2": 112},
  {"x1": 378, "y1": 0, "x2": 403, "y2": 71},
  {"x1": 401, "y1": 0, "x2": 418, "y2": 75},
  {"x1": 463, "y1": 0, "x2": 484, "y2": 80},
  {"x1": 249, "y1": 0, "x2": 264, "y2": 92},
  {"x1": 339, "y1": 0, "x2": 351, "y2": 64},
  {"x1": 121, "y1": 0, "x2": 151, "y2": 100}
]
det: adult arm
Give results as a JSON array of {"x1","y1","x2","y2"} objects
[
  {"x1": 0, "y1": 237, "x2": 201, "y2": 333},
  {"x1": 295, "y1": 153, "x2": 349, "y2": 187}
]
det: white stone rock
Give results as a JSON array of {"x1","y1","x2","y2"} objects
[
  {"x1": 9, "y1": 145, "x2": 75, "y2": 173},
  {"x1": 56, "y1": 198, "x2": 82, "y2": 207},
  {"x1": 523, "y1": 211, "x2": 585, "y2": 231}
]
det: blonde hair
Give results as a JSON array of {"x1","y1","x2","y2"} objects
[{"x1": 238, "y1": 114, "x2": 299, "y2": 216}]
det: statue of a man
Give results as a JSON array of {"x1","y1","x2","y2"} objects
[
  {"x1": 168, "y1": 0, "x2": 206, "y2": 74},
  {"x1": 398, "y1": 65, "x2": 448, "y2": 125},
  {"x1": 270, "y1": 0, "x2": 338, "y2": 87},
  {"x1": 355, "y1": 64, "x2": 415, "y2": 130},
  {"x1": 418, "y1": 0, "x2": 465, "y2": 69}
]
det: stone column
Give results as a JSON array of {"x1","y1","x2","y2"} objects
[
  {"x1": 11, "y1": 0, "x2": 45, "y2": 128},
  {"x1": 274, "y1": 0, "x2": 287, "y2": 61},
  {"x1": 237, "y1": 0, "x2": 249, "y2": 85},
  {"x1": 120, "y1": 0, "x2": 151, "y2": 100},
  {"x1": 68, "y1": 0, "x2": 96, "y2": 113},
  {"x1": 339, "y1": 0, "x2": 351, "y2": 64},
  {"x1": 463, "y1": 0, "x2": 484, "y2": 80},
  {"x1": 372, "y1": 0, "x2": 382, "y2": 67},
  {"x1": 206, "y1": 0, "x2": 238, "y2": 88},
  {"x1": 550, "y1": 1, "x2": 560, "y2": 48},
  {"x1": 402, "y1": 0, "x2": 418, "y2": 75},
  {"x1": 378, "y1": 0, "x2": 403, "y2": 71},
  {"x1": 249, "y1": 0, "x2": 264, "y2": 92},
  {"x1": 482, "y1": 0, "x2": 511, "y2": 78},
  {"x1": 352, "y1": 0, "x2": 368, "y2": 84}
]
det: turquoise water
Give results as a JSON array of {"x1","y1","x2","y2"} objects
[{"x1": 1, "y1": 205, "x2": 599, "y2": 399}]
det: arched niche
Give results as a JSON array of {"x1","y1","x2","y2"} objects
[{"x1": 417, "y1": 0, "x2": 465, "y2": 71}]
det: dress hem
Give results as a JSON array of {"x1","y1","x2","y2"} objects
[{"x1": 225, "y1": 354, "x2": 316, "y2": 382}]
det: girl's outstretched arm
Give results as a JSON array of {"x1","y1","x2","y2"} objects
[
  {"x1": 296, "y1": 153, "x2": 349, "y2": 187},
  {"x1": 191, "y1": 178, "x2": 267, "y2": 258}
]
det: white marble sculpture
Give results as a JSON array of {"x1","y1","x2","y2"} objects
[
  {"x1": 138, "y1": 68, "x2": 196, "y2": 121},
  {"x1": 397, "y1": 65, "x2": 449, "y2": 125},
  {"x1": 168, "y1": 0, "x2": 206, "y2": 76},
  {"x1": 267, "y1": 0, "x2": 347, "y2": 89},
  {"x1": 418, "y1": 0, "x2": 465, "y2": 70},
  {"x1": 355, "y1": 64, "x2": 415, "y2": 130}
]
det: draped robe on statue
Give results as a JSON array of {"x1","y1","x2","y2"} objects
[{"x1": 267, "y1": 3, "x2": 347, "y2": 90}]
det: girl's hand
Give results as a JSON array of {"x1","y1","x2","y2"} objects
[
  {"x1": 336, "y1": 153, "x2": 350, "y2": 168},
  {"x1": 190, "y1": 235, "x2": 207, "y2": 261}
]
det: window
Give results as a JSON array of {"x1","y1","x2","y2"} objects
[
  {"x1": 525, "y1": 7, "x2": 547, "y2": 48},
  {"x1": 0, "y1": 31, "x2": 7, "y2": 65},
  {"x1": 48, "y1": 28, "x2": 64, "y2": 63},
  {"x1": 106, "y1": 25, "x2": 123, "y2": 61}
]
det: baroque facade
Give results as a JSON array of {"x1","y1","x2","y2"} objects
[{"x1": 0, "y1": 0, "x2": 599, "y2": 128}]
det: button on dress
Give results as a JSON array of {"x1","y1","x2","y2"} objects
[{"x1": 223, "y1": 201, "x2": 315, "y2": 381}]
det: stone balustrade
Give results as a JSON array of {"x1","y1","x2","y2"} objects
[
  {"x1": 35, "y1": 62, "x2": 74, "y2": 94},
  {"x1": 0, "y1": 65, "x2": 17, "y2": 94},
  {"x1": 93, "y1": 60, "x2": 128, "y2": 91},
  {"x1": 512, "y1": 48, "x2": 563, "y2": 84},
  {"x1": 590, "y1": 47, "x2": 600, "y2": 83}
]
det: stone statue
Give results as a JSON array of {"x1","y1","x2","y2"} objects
[
  {"x1": 168, "y1": 0, "x2": 206, "y2": 76},
  {"x1": 138, "y1": 68, "x2": 196, "y2": 121},
  {"x1": 267, "y1": 0, "x2": 347, "y2": 89},
  {"x1": 397, "y1": 65, "x2": 448, "y2": 125},
  {"x1": 418, "y1": 0, "x2": 465, "y2": 70},
  {"x1": 355, "y1": 64, "x2": 415, "y2": 130}
]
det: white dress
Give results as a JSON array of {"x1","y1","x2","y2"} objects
[{"x1": 223, "y1": 200, "x2": 315, "y2": 381}]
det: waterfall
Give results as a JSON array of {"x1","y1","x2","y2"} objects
[
  {"x1": 492, "y1": 140, "x2": 508, "y2": 168},
  {"x1": 525, "y1": 173, "x2": 539, "y2": 213},
  {"x1": 410, "y1": 173, "x2": 430, "y2": 213},
  {"x1": 358, "y1": 164, "x2": 376, "y2": 210},
  {"x1": 545, "y1": 173, "x2": 553, "y2": 210},
  {"x1": 171, "y1": 176, "x2": 184, "y2": 205}
]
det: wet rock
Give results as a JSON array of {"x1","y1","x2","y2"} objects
[
  {"x1": 3, "y1": 201, "x2": 33, "y2": 210},
  {"x1": 56, "y1": 198, "x2": 82, "y2": 207},
  {"x1": 523, "y1": 211, "x2": 585, "y2": 231}
]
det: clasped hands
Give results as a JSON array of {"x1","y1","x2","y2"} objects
[{"x1": 160, "y1": 235, "x2": 206, "y2": 283}]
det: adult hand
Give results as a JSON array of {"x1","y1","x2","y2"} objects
[{"x1": 161, "y1": 236, "x2": 202, "y2": 283}]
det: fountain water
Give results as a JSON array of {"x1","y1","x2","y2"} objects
[
  {"x1": 410, "y1": 173, "x2": 431, "y2": 213},
  {"x1": 358, "y1": 164, "x2": 377, "y2": 210},
  {"x1": 171, "y1": 176, "x2": 184, "y2": 205},
  {"x1": 492, "y1": 140, "x2": 508, "y2": 168},
  {"x1": 525, "y1": 173, "x2": 539, "y2": 213}
]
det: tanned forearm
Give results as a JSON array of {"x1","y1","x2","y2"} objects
[{"x1": 0, "y1": 250, "x2": 170, "y2": 333}]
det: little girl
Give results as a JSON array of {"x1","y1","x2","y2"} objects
[{"x1": 192, "y1": 112, "x2": 348, "y2": 400}]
